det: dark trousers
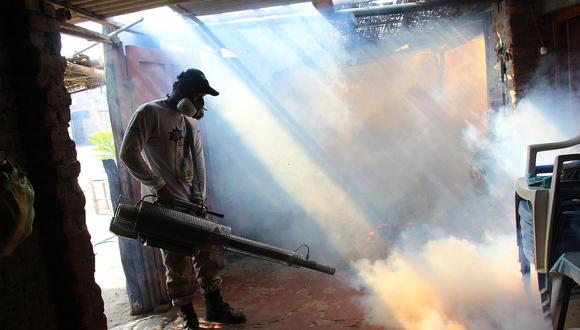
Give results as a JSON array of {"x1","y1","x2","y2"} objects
[{"x1": 161, "y1": 244, "x2": 225, "y2": 306}]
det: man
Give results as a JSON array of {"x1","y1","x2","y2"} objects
[{"x1": 120, "y1": 68, "x2": 246, "y2": 329}]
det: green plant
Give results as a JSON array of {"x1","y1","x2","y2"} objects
[{"x1": 87, "y1": 129, "x2": 116, "y2": 160}]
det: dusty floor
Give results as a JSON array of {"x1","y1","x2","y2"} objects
[
  {"x1": 78, "y1": 145, "x2": 136, "y2": 328},
  {"x1": 78, "y1": 145, "x2": 381, "y2": 329},
  {"x1": 109, "y1": 257, "x2": 382, "y2": 330},
  {"x1": 90, "y1": 226, "x2": 380, "y2": 329}
]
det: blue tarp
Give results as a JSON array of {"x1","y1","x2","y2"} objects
[{"x1": 518, "y1": 200, "x2": 535, "y2": 265}]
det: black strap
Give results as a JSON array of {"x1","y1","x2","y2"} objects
[{"x1": 183, "y1": 117, "x2": 202, "y2": 202}]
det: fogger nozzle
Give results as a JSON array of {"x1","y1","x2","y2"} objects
[{"x1": 110, "y1": 200, "x2": 336, "y2": 275}]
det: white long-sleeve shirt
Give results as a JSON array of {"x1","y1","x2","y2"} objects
[{"x1": 120, "y1": 99, "x2": 206, "y2": 203}]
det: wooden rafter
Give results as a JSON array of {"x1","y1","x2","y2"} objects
[
  {"x1": 48, "y1": 0, "x2": 114, "y2": 25},
  {"x1": 59, "y1": 22, "x2": 114, "y2": 43}
]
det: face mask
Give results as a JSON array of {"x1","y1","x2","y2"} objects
[
  {"x1": 176, "y1": 98, "x2": 197, "y2": 117},
  {"x1": 192, "y1": 97, "x2": 205, "y2": 120}
]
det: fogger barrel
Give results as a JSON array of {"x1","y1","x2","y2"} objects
[{"x1": 110, "y1": 200, "x2": 335, "y2": 275}]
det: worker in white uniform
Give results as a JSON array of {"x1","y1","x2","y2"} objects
[{"x1": 120, "y1": 68, "x2": 246, "y2": 330}]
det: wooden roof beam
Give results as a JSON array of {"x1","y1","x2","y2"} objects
[
  {"x1": 49, "y1": 1, "x2": 146, "y2": 35},
  {"x1": 78, "y1": 16, "x2": 123, "y2": 30},
  {"x1": 60, "y1": 22, "x2": 114, "y2": 44},
  {"x1": 86, "y1": 0, "x2": 179, "y2": 13},
  {"x1": 49, "y1": 0, "x2": 121, "y2": 29},
  {"x1": 48, "y1": 0, "x2": 109, "y2": 24}
]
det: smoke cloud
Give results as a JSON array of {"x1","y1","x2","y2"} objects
[
  {"x1": 111, "y1": 4, "x2": 579, "y2": 328},
  {"x1": 354, "y1": 234, "x2": 545, "y2": 330}
]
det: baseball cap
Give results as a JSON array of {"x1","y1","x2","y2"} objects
[{"x1": 176, "y1": 69, "x2": 219, "y2": 96}]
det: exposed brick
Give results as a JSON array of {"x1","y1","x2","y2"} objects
[
  {"x1": 0, "y1": 114, "x2": 18, "y2": 131},
  {"x1": 64, "y1": 230, "x2": 94, "y2": 259},
  {"x1": 64, "y1": 139, "x2": 77, "y2": 160},
  {"x1": 0, "y1": 53, "x2": 8, "y2": 68},
  {"x1": 511, "y1": 14, "x2": 533, "y2": 27},
  {"x1": 57, "y1": 106, "x2": 71, "y2": 124},
  {"x1": 38, "y1": 55, "x2": 65, "y2": 87},
  {"x1": 0, "y1": 73, "x2": 10, "y2": 91},
  {"x1": 46, "y1": 85, "x2": 68, "y2": 106},
  {"x1": 56, "y1": 160, "x2": 81, "y2": 180},
  {"x1": 0, "y1": 92, "x2": 14, "y2": 108},
  {"x1": 43, "y1": 105, "x2": 57, "y2": 124},
  {"x1": 49, "y1": 147, "x2": 65, "y2": 164},
  {"x1": 6, "y1": 10, "x2": 36, "y2": 31},
  {"x1": 29, "y1": 13, "x2": 51, "y2": 32},
  {"x1": 511, "y1": 44, "x2": 539, "y2": 57},
  {"x1": 490, "y1": 0, "x2": 544, "y2": 104},
  {"x1": 15, "y1": 232, "x2": 42, "y2": 260},
  {"x1": 45, "y1": 31, "x2": 62, "y2": 54},
  {"x1": 0, "y1": 134, "x2": 18, "y2": 150},
  {"x1": 0, "y1": 1, "x2": 103, "y2": 321},
  {"x1": 1, "y1": 263, "x2": 25, "y2": 290},
  {"x1": 9, "y1": 0, "x2": 41, "y2": 11},
  {"x1": 504, "y1": 4, "x2": 528, "y2": 15},
  {"x1": 29, "y1": 30, "x2": 44, "y2": 48},
  {"x1": 39, "y1": 1, "x2": 55, "y2": 18},
  {"x1": 62, "y1": 87, "x2": 71, "y2": 106},
  {"x1": 45, "y1": 16, "x2": 60, "y2": 33}
]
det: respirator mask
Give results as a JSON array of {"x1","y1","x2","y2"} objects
[{"x1": 177, "y1": 97, "x2": 205, "y2": 119}]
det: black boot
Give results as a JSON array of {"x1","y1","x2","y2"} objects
[
  {"x1": 179, "y1": 304, "x2": 199, "y2": 330},
  {"x1": 204, "y1": 290, "x2": 246, "y2": 324}
]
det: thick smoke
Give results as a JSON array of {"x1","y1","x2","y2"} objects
[
  {"x1": 111, "y1": 4, "x2": 577, "y2": 328},
  {"x1": 354, "y1": 235, "x2": 545, "y2": 329}
]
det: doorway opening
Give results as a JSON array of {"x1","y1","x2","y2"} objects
[{"x1": 61, "y1": 23, "x2": 132, "y2": 328}]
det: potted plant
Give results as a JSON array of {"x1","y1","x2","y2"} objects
[{"x1": 87, "y1": 129, "x2": 121, "y2": 208}]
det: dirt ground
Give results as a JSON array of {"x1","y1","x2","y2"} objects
[
  {"x1": 77, "y1": 145, "x2": 135, "y2": 328},
  {"x1": 78, "y1": 145, "x2": 378, "y2": 329},
  {"x1": 101, "y1": 255, "x2": 377, "y2": 330}
]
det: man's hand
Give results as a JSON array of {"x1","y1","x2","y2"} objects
[
  {"x1": 156, "y1": 184, "x2": 174, "y2": 207},
  {"x1": 192, "y1": 198, "x2": 207, "y2": 218}
]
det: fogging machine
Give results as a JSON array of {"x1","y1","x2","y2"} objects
[{"x1": 109, "y1": 199, "x2": 335, "y2": 275}]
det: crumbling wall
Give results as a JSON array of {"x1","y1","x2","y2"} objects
[
  {"x1": 0, "y1": 0, "x2": 106, "y2": 329},
  {"x1": 490, "y1": 0, "x2": 580, "y2": 108},
  {"x1": 490, "y1": 0, "x2": 544, "y2": 106},
  {"x1": 541, "y1": 0, "x2": 580, "y2": 14}
]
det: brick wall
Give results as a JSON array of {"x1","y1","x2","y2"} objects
[
  {"x1": 541, "y1": 0, "x2": 580, "y2": 14},
  {"x1": 490, "y1": 0, "x2": 544, "y2": 107},
  {"x1": 0, "y1": 1, "x2": 106, "y2": 329}
]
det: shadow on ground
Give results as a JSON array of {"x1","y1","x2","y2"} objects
[{"x1": 107, "y1": 257, "x2": 380, "y2": 329}]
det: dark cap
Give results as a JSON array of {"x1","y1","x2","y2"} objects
[{"x1": 176, "y1": 69, "x2": 219, "y2": 96}]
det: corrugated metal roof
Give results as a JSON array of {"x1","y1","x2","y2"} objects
[
  {"x1": 50, "y1": 0, "x2": 309, "y2": 23},
  {"x1": 171, "y1": 0, "x2": 308, "y2": 16}
]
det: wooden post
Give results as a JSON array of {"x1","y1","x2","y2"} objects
[
  {"x1": 103, "y1": 40, "x2": 170, "y2": 315},
  {"x1": 103, "y1": 40, "x2": 139, "y2": 200}
]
